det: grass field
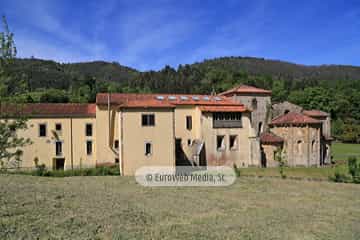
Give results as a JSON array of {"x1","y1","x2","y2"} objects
[
  {"x1": 332, "y1": 142, "x2": 360, "y2": 161},
  {"x1": 1, "y1": 175, "x2": 359, "y2": 240},
  {"x1": 241, "y1": 165, "x2": 347, "y2": 180}
]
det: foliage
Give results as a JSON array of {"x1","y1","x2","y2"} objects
[
  {"x1": 233, "y1": 164, "x2": 241, "y2": 177},
  {"x1": 348, "y1": 156, "x2": 360, "y2": 183},
  {"x1": 29, "y1": 165, "x2": 120, "y2": 177},
  {"x1": 0, "y1": 17, "x2": 32, "y2": 169},
  {"x1": 0, "y1": 118, "x2": 32, "y2": 169},
  {"x1": 274, "y1": 147, "x2": 287, "y2": 179}
]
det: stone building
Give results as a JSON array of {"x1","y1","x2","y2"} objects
[
  {"x1": 219, "y1": 85, "x2": 272, "y2": 166},
  {"x1": 267, "y1": 112, "x2": 322, "y2": 167}
]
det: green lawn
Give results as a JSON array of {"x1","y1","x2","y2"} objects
[
  {"x1": 1, "y1": 175, "x2": 359, "y2": 240},
  {"x1": 332, "y1": 142, "x2": 360, "y2": 161},
  {"x1": 241, "y1": 165, "x2": 347, "y2": 180}
]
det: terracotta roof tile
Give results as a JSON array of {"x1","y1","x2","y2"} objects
[
  {"x1": 219, "y1": 85, "x2": 272, "y2": 96},
  {"x1": 97, "y1": 93, "x2": 249, "y2": 110},
  {"x1": 302, "y1": 110, "x2": 329, "y2": 118},
  {"x1": 260, "y1": 132, "x2": 284, "y2": 144},
  {"x1": 199, "y1": 105, "x2": 248, "y2": 112},
  {"x1": 0, "y1": 103, "x2": 96, "y2": 117},
  {"x1": 270, "y1": 112, "x2": 321, "y2": 126}
]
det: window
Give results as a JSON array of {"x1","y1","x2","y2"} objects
[
  {"x1": 142, "y1": 114, "x2": 155, "y2": 126},
  {"x1": 55, "y1": 141, "x2": 62, "y2": 156},
  {"x1": 86, "y1": 124, "x2": 93, "y2": 137},
  {"x1": 114, "y1": 140, "x2": 119, "y2": 150},
  {"x1": 39, "y1": 124, "x2": 47, "y2": 137},
  {"x1": 229, "y1": 135, "x2": 238, "y2": 150},
  {"x1": 86, "y1": 140, "x2": 93, "y2": 155},
  {"x1": 258, "y1": 122, "x2": 263, "y2": 136},
  {"x1": 55, "y1": 123, "x2": 62, "y2": 131},
  {"x1": 216, "y1": 135, "x2": 225, "y2": 151},
  {"x1": 186, "y1": 116, "x2": 192, "y2": 130},
  {"x1": 213, "y1": 112, "x2": 242, "y2": 128},
  {"x1": 55, "y1": 123, "x2": 62, "y2": 135},
  {"x1": 145, "y1": 142, "x2": 152, "y2": 156},
  {"x1": 284, "y1": 109, "x2": 290, "y2": 114},
  {"x1": 187, "y1": 139, "x2": 192, "y2": 146},
  {"x1": 251, "y1": 98, "x2": 258, "y2": 110}
]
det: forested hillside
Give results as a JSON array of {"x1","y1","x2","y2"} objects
[{"x1": 2, "y1": 56, "x2": 360, "y2": 142}]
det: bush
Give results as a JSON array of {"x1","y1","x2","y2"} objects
[
  {"x1": 233, "y1": 164, "x2": 241, "y2": 177},
  {"x1": 348, "y1": 156, "x2": 360, "y2": 183},
  {"x1": 329, "y1": 169, "x2": 352, "y2": 183},
  {"x1": 26, "y1": 165, "x2": 120, "y2": 177}
]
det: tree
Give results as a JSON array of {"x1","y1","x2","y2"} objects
[
  {"x1": 0, "y1": 117, "x2": 32, "y2": 169},
  {"x1": 0, "y1": 16, "x2": 31, "y2": 169},
  {"x1": 0, "y1": 15, "x2": 17, "y2": 99}
]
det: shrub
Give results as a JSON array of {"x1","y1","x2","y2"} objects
[
  {"x1": 329, "y1": 169, "x2": 352, "y2": 183},
  {"x1": 348, "y1": 156, "x2": 360, "y2": 183},
  {"x1": 233, "y1": 164, "x2": 241, "y2": 177}
]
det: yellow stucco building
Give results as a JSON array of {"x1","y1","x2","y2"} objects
[
  {"x1": 1, "y1": 85, "x2": 332, "y2": 175},
  {"x1": 1, "y1": 91, "x2": 257, "y2": 175}
]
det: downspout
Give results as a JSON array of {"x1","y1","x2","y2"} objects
[
  {"x1": 70, "y1": 117, "x2": 73, "y2": 169},
  {"x1": 120, "y1": 110, "x2": 124, "y2": 175},
  {"x1": 108, "y1": 93, "x2": 111, "y2": 147}
]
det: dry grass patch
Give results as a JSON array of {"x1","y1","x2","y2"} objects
[{"x1": 0, "y1": 175, "x2": 359, "y2": 240}]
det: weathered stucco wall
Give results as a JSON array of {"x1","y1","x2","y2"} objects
[
  {"x1": 200, "y1": 111, "x2": 254, "y2": 167},
  {"x1": 96, "y1": 105, "x2": 119, "y2": 165},
  {"x1": 120, "y1": 108, "x2": 175, "y2": 176},
  {"x1": 15, "y1": 117, "x2": 96, "y2": 170}
]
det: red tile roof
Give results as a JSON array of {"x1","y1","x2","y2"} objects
[
  {"x1": 97, "y1": 93, "x2": 249, "y2": 110},
  {"x1": 260, "y1": 132, "x2": 284, "y2": 144},
  {"x1": 199, "y1": 105, "x2": 248, "y2": 112},
  {"x1": 302, "y1": 110, "x2": 329, "y2": 118},
  {"x1": 0, "y1": 103, "x2": 96, "y2": 117},
  {"x1": 270, "y1": 112, "x2": 321, "y2": 126},
  {"x1": 219, "y1": 85, "x2": 272, "y2": 96}
]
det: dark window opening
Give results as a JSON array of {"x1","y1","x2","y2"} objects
[
  {"x1": 284, "y1": 109, "x2": 290, "y2": 114},
  {"x1": 86, "y1": 124, "x2": 93, "y2": 137},
  {"x1": 55, "y1": 123, "x2": 62, "y2": 132},
  {"x1": 217, "y1": 135, "x2": 225, "y2": 151},
  {"x1": 187, "y1": 139, "x2": 192, "y2": 146},
  {"x1": 55, "y1": 141, "x2": 62, "y2": 156},
  {"x1": 39, "y1": 124, "x2": 47, "y2": 137},
  {"x1": 186, "y1": 116, "x2": 192, "y2": 130},
  {"x1": 114, "y1": 140, "x2": 119, "y2": 149},
  {"x1": 115, "y1": 158, "x2": 119, "y2": 163},
  {"x1": 145, "y1": 142, "x2": 152, "y2": 156},
  {"x1": 252, "y1": 98, "x2": 258, "y2": 110},
  {"x1": 258, "y1": 122, "x2": 263, "y2": 136},
  {"x1": 86, "y1": 140, "x2": 93, "y2": 155},
  {"x1": 142, "y1": 114, "x2": 155, "y2": 126},
  {"x1": 229, "y1": 135, "x2": 238, "y2": 150}
]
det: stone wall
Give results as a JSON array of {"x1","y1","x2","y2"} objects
[
  {"x1": 272, "y1": 101, "x2": 303, "y2": 119},
  {"x1": 271, "y1": 125, "x2": 321, "y2": 167}
]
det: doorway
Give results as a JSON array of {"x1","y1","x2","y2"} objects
[{"x1": 53, "y1": 158, "x2": 65, "y2": 170}]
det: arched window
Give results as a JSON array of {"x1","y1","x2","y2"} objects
[
  {"x1": 312, "y1": 140, "x2": 316, "y2": 152},
  {"x1": 258, "y1": 122, "x2": 262, "y2": 136},
  {"x1": 284, "y1": 109, "x2": 290, "y2": 114},
  {"x1": 297, "y1": 140, "x2": 303, "y2": 154},
  {"x1": 251, "y1": 98, "x2": 258, "y2": 110}
]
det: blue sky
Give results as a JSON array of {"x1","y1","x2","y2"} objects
[{"x1": 1, "y1": 0, "x2": 360, "y2": 71}]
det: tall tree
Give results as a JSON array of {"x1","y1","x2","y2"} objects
[{"x1": 0, "y1": 16, "x2": 31, "y2": 170}]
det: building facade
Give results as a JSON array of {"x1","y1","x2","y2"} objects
[{"x1": 1, "y1": 85, "x2": 332, "y2": 175}]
